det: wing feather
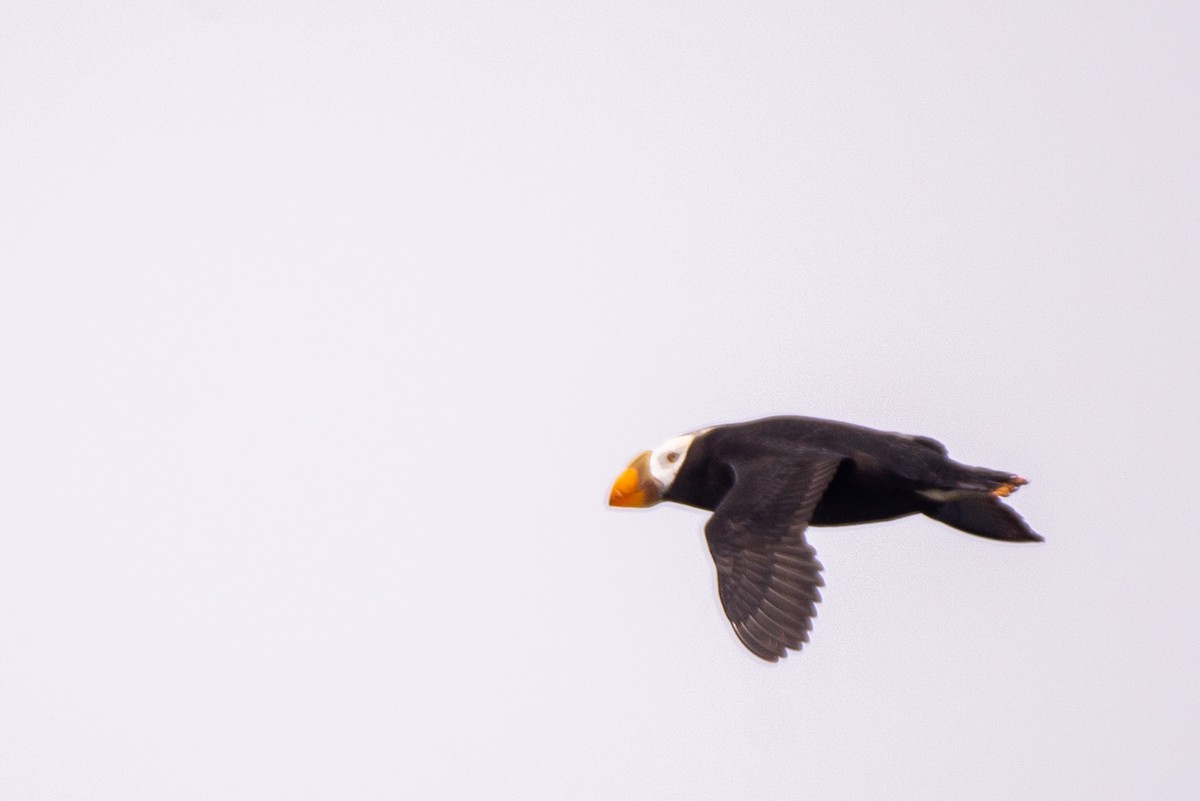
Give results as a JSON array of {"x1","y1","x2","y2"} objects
[{"x1": 705, "y1": 454, "x2": 843, "y2": 661}]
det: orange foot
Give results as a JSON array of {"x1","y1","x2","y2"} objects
[{"x1": 991, "y1": 476, "x2": 1029, "y2": 498}]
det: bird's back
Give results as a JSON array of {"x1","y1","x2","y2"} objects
[{"x1": 689, "y1": 416, "x2": 1000, "y2": 526}]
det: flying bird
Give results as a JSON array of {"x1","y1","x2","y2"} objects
[{"x1": 608, "y1": 416, "x2": 1041, "y2": 661}]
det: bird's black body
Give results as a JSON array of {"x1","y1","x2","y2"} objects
[
  {"x1": 666, "y1": 416, "x2": 1037, "y2": 538},
  {"x1": 613, "y1": 415, "x2": 1042, "y2": 662}
]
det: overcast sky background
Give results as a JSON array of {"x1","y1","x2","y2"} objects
[{"x1": 3, "y1": 2, "x2": 1198, "y2": 799}]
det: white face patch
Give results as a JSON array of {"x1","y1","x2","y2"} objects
[{"x1": 646, "y1": 432, "x2": 702, "y2": 491}]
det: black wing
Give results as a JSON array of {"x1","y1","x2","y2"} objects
[{"x1": 705, "y1": 452, "x2": 843, "y2": 661}]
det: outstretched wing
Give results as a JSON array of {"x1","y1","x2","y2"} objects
[{"x1": 705, "y1": 453, "x2": 843, "y2": 661}]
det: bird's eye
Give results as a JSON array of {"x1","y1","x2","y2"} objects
[{"x1": 665, "y1": 451, "x2": 679, "y2": 464}]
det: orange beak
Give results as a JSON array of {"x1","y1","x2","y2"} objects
[{"x1": 608, "y1": 451, "x2": 663, "y2": 508}]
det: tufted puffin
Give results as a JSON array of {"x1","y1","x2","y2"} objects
[{"x1": 608, "y1": 416, "x2": 1041, "y2": 661}]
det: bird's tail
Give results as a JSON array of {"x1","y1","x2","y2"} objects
[{"x1": 922, "y1": 492, "x2": 1043, "y2": 542}]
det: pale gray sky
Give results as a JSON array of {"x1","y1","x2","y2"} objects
[{"x1": 2, "y1": 2, "x2": 1198, "y2": 799}]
